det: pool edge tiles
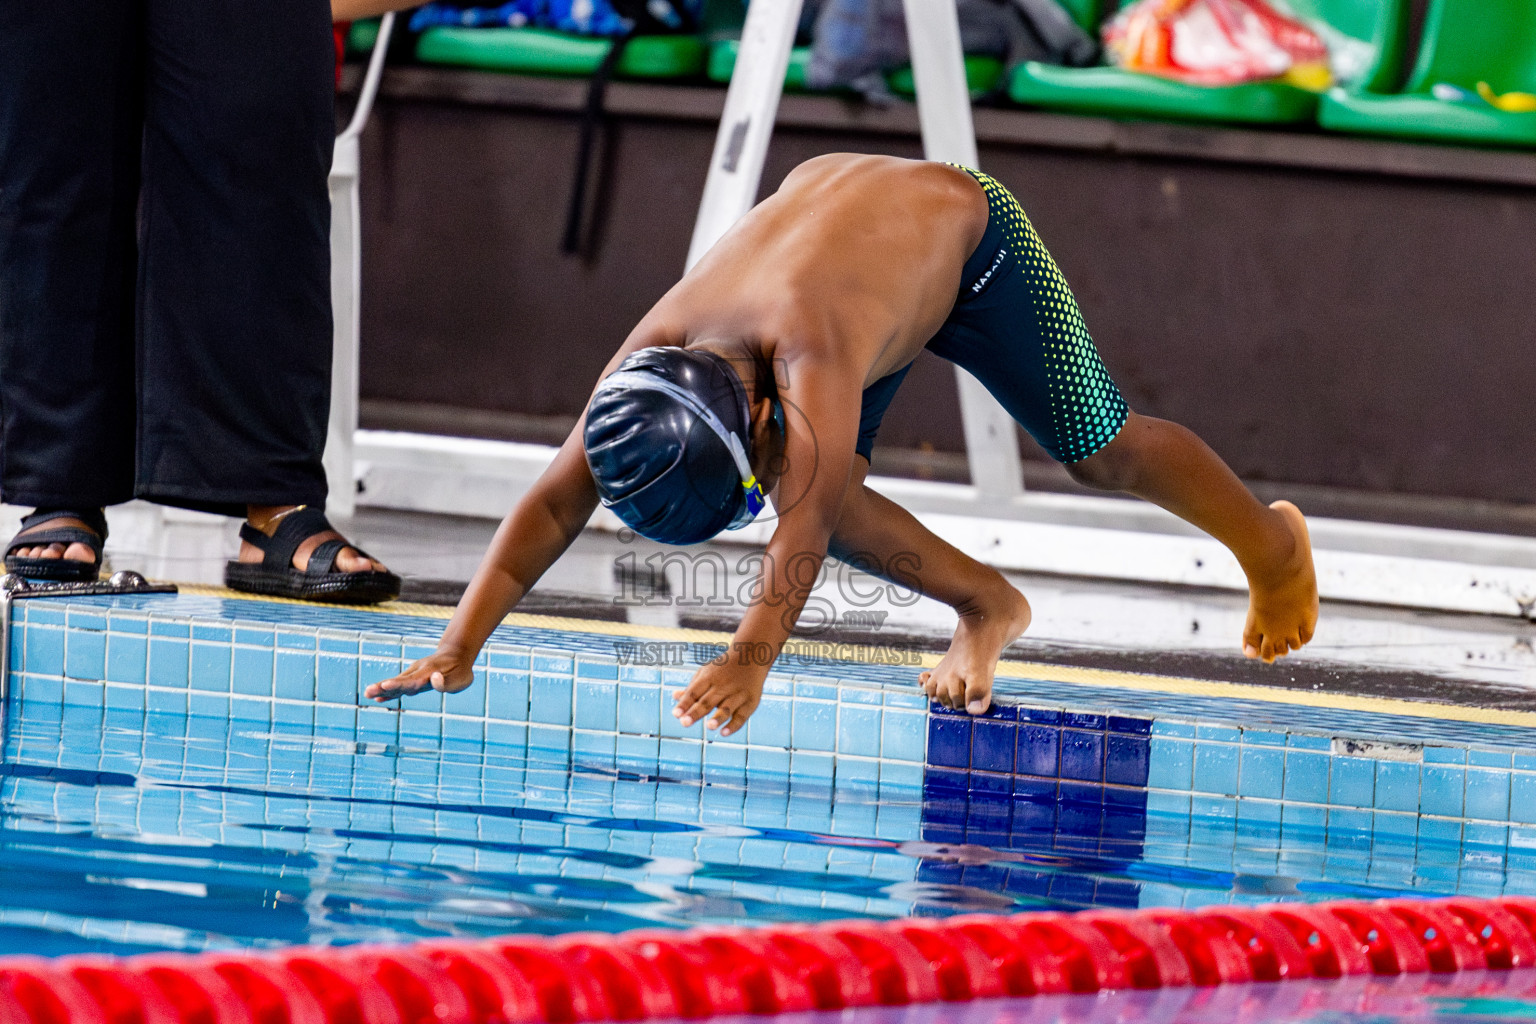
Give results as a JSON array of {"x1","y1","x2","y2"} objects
[{"x1": 11, "y1": 590, "x2": 1536, "y2": 838}]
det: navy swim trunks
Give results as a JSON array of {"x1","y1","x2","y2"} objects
[{"x1": 855, "y1": 166, "x2": 1129, "y2": 465}]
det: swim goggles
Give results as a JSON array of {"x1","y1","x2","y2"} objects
[{"x1": 595, "y1": 370, "x2": 778, "y2": 530}]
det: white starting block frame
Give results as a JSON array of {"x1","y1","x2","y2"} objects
[
  {"x1": 687, "y1": 0, "x2": 1024, "y2": 497},
  {"x1": 324, "y1": 7, "x2": 1536, "y2": 620},
  {"x1": 325, "y1": 12, "x2": 395, "y2": 520}
]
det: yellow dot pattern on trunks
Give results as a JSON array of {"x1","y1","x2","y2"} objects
[{"x1": 960, "y1": 167, "x2": 1128, "y2": 464}]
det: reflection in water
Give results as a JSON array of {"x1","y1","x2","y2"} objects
[{"x1": 0, "y1": 700, "x2": 1530, "y2": 961}]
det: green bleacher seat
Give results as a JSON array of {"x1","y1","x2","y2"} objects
[
  {"x1": 1009, "y1": 0, "x2": 1407, "y2": 125},
  {"x1": 347, "y1": 17, "x2": 381, "y2": 55},
  {"x1": 1318, "y1": 0, "x2": 1536, "y2": 147},
  {"x1": 706, "y1": 41, "x2": 1003, "y2": 97},
  {"x1": 706, "y1": 40, "x2": 813, "y2": 90},
  {"x1": 416, "y1": 27, "x2": 706, "y2": 79},
  {"x1": 886, "y1": 56, "x2": 1006, "y2": 99}
]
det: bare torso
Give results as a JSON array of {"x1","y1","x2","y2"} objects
[{"x1": 643, "y1": 154, "x2": 989, "y2": 386}]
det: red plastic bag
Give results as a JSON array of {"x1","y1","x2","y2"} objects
[{"x1": 1104, "y1": 0, "x2": 1328, "y2": 86}]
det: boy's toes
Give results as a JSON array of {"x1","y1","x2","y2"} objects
[{"x1": 964, "y1": 679, "x2": 992, "y2": 715}]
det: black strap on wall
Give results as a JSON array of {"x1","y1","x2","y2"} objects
[{"x1": 562, "y1": 32, "x2": 633, "y2": 257}]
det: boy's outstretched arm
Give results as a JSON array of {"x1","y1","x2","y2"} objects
[
  {"x1": 1070, "y1": 410, "x2": 1318, "y2": 662},
  {"x1": 365, "y1": 433, "x2": 601, "y2": 700},
  {"x1": 367, "y1": 320, "x2": 686, "y2": 701}
]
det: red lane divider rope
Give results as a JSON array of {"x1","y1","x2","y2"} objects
[{"x1": 5, "y1": 897, "x2": 1536, "y2": 1024}]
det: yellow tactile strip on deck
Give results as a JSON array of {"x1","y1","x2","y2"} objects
[{"x1": 175, "y1": 584, "x2": 1536, "y2": 730}]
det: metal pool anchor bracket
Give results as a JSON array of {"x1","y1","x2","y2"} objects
[{"x1": 0, "y1": 572, "x2": 178, "y2": 700}]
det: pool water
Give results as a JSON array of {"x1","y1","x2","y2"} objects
[{"x1": 2, "y1": 697, "x2": 1531, "y2": 959}]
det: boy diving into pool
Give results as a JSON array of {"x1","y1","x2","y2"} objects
[{"x1": 368, "y1": 155, "x2": 1318, "y2": 732}]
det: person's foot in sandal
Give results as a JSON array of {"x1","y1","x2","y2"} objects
[
  {"x1": 225, "y1": 504, "x2": 400, "y2": 605},
  {"x1": 4, "y1": 509, "x2": 108, "y2": 582}
]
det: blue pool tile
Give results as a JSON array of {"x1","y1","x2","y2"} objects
[
  {"x1": 1464, "y1": 767, "x2": 1511, "y2": 821},
  {"x1": 1063, "y1": 712, "x2": 1106, "y2": 731},
  {"x1": 146, "y1": 615, "x2": 187, "y2": 637},
  {"x1": 840, "y1": 686, "x2": 883, "y2": 706},
  {"x1": 316, "y1": 704, "x2": 359, "y2": 733},
  {"x1": 617, "y1": 683, "x2": 661, "y2": 735},
  {"x1": 189, "y1": 642, "x2": 231, "y2": 692},
  {"x1": 230, "y1": 695, "x2": 272, "y2": 723},
  {"x1": 316, "y1": 652, "x2": 359, "y2": 705},
  {"x1": 1192, "y1": 742, "x2": 1239, "y2": 796},
  {"x1": 188, "y1": 692, "x2": 229, "y2": 720},
  {"x1": 1147, "y1": 737, "x2": 1194, "y2": 790},
  {"x1": 486, "y1": 666, "x2": 531, "y2": 722},
  {"x1": 24, "y1": 626, "x2": 65, "y2": 677},
  {"x1": 927, "y1": 713, "x2": 972, "y2": 769},
  {"x1": 145, "y1": 686, "x2": 186, "y2": 715},
  {"x1": 1018, "y1": 706, "x2": 1063, "y2": 725},
  {"x1": 1238, "y1": 747, "x2": 1285, "y2": 800},
  {"x1": 532, "y1": 648, "x2": 574, "y2": 675},
  {"x1": 399, "y1": 710, "x2": 440, "y2": 741},
  {"x1": 1059, "y1": 729, "x2": 1105, "y2": 782},
  {"x1": 760, "y1": 673, "x2": 793, "y2": 697},
  {"x1": 971, "y1": 719, "x2": 1016, "y2": 774},
  {"x1": 190, "y1": 621, "x2": 231, "y2": 643},
  {"x1": 1328, "y1": 756, "x2": 1375, "y2": 808},
  {"x1": 794, "y1": 678, "x2": 837, "y2": 701},
  {"x1": 837, "y1": 705, "x2": 882, "y2": 760},
  {"x1": 1286, "y1": 733, "x2": 1331, "y2": 751},
  {"x1": 233, "y1": 624, "x2": 273, "y2": 647},
  {"x1": 618, "y1": 664, "x2": 660, "y2": 684},
  {"x1": 1108, "y1": 715, "x2": 1152, "y2": 735},
  {"x1": 317, "y1": 629, "x2": 359, "y2": 654},
  {"x1": 1241, "y1": 728, "x2": 1287, "y2": 748},
  {"x1": 274, "y1": 701, "x2": 314, "y2": 728},
  {"x1": 747, "y1": 746, "x2": 790, "y2": 779},
  {"x1": 1372, "y1": 809, "x2": 1417, "y2": 838},
  {"x1": 1512, "y1": 774, "x2": 1536, "y2": 825},
  {"x1": 231, "y1": 645, "x2": 274, "y2": 696},
  {"x1": 748, "y1": 695, "x2": 791, "y2": 748},
  {"x1": 529, "y1": 674, "x2": 573, "y2": 726},
  {"x1": 64, "y1": 628, "x2": 107, "y2": 681},
  {"x1": 1373, "y1": 761, "x2": 1421, "y2": 813},
  {"x1": 1284, "y1": 750, "x2": 1330, "y2": 804},
  {"x1": 146, "y1": 637, "x2": 188, "y2": 689},
  {"x1": 1418, "y1": 817, "x2": 1462, "y2": 845},
  {"x1": 1104, "y1": 733, "x2": 1150, "y2": 787},
  {"x1": 273, "y1": 650, "x2": 315, "y2": 702},
  {"x1": 576, "y1": 654, "x2": 618, "y2": 680},
  {"x1": 1420, "y1": 765, "x2": 1466, "y2": 819},
  {"x1": 791, "y1": 751, "x2": 835, "y2": 781},
  {"x1": 527, "y1": 723, "x2": 571, "y2": 755},
  {"x1": 1152, "y1": 720, "x2": 1196, "y2": 739},
  {"x1": 792, "y1": 701, "x2": 836, "y2": 752},
  {"x1": 272, "y1": 627, "x2": 313, "y2": 650},
  {"x1": 62, "y1": 678, "x2": 103, "y2": 709},
  {"x1": 881, "y1": 709, "x2": 925, "y2": 763},
  {"x1": 1196, "y1": 724, "x2": 1241, "y2": 744},
  {"x1": 573, "y1": 680, "x2": 618, "y2": 732},
  {"x1": 104, "y1": 683, "x2": 144, "y2": 712},
  {"x1": 1017, "y1": 725, "x2": 1061, "y2": 778},
  {"x1": 1470, "y1": 749, "x2": 1514, "y2": 769},
  {"x1": 1423, "y1": 746, "x2": 1467, "y2": 765},
  {"x1": 66, "y1": 607, "x2": 108, "y2": 632}
]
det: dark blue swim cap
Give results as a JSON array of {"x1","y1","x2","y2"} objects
[{"x1": 584, "y1": 348, "x2": 755, "y2": 546}]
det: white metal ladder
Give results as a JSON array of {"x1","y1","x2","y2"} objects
[{"x1": 325, "y1": 13, "x2": 395, "y2": 518}]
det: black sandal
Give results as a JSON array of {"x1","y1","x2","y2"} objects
[
  {"x1": 224, "y1": 506, "x2": 400, "y2": 605},
  {"x1": 4, "y1": 508, "x2": 108, "y2": 582}
]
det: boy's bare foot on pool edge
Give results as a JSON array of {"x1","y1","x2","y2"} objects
[
  {"x1": 1242, "y1": 500, "x2": 1318, "y2": 663},
  {"x1": 921, "y1": 582, "x2": 1032, "y2": 715}
]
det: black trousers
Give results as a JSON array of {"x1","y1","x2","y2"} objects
[{"x1": 0, "y1": 0, "x2": 335, "y2": 517}]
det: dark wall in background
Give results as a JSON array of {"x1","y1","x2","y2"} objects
[{"x1": 358, "y1": 79, "x2": 1536, "y2": 504}]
